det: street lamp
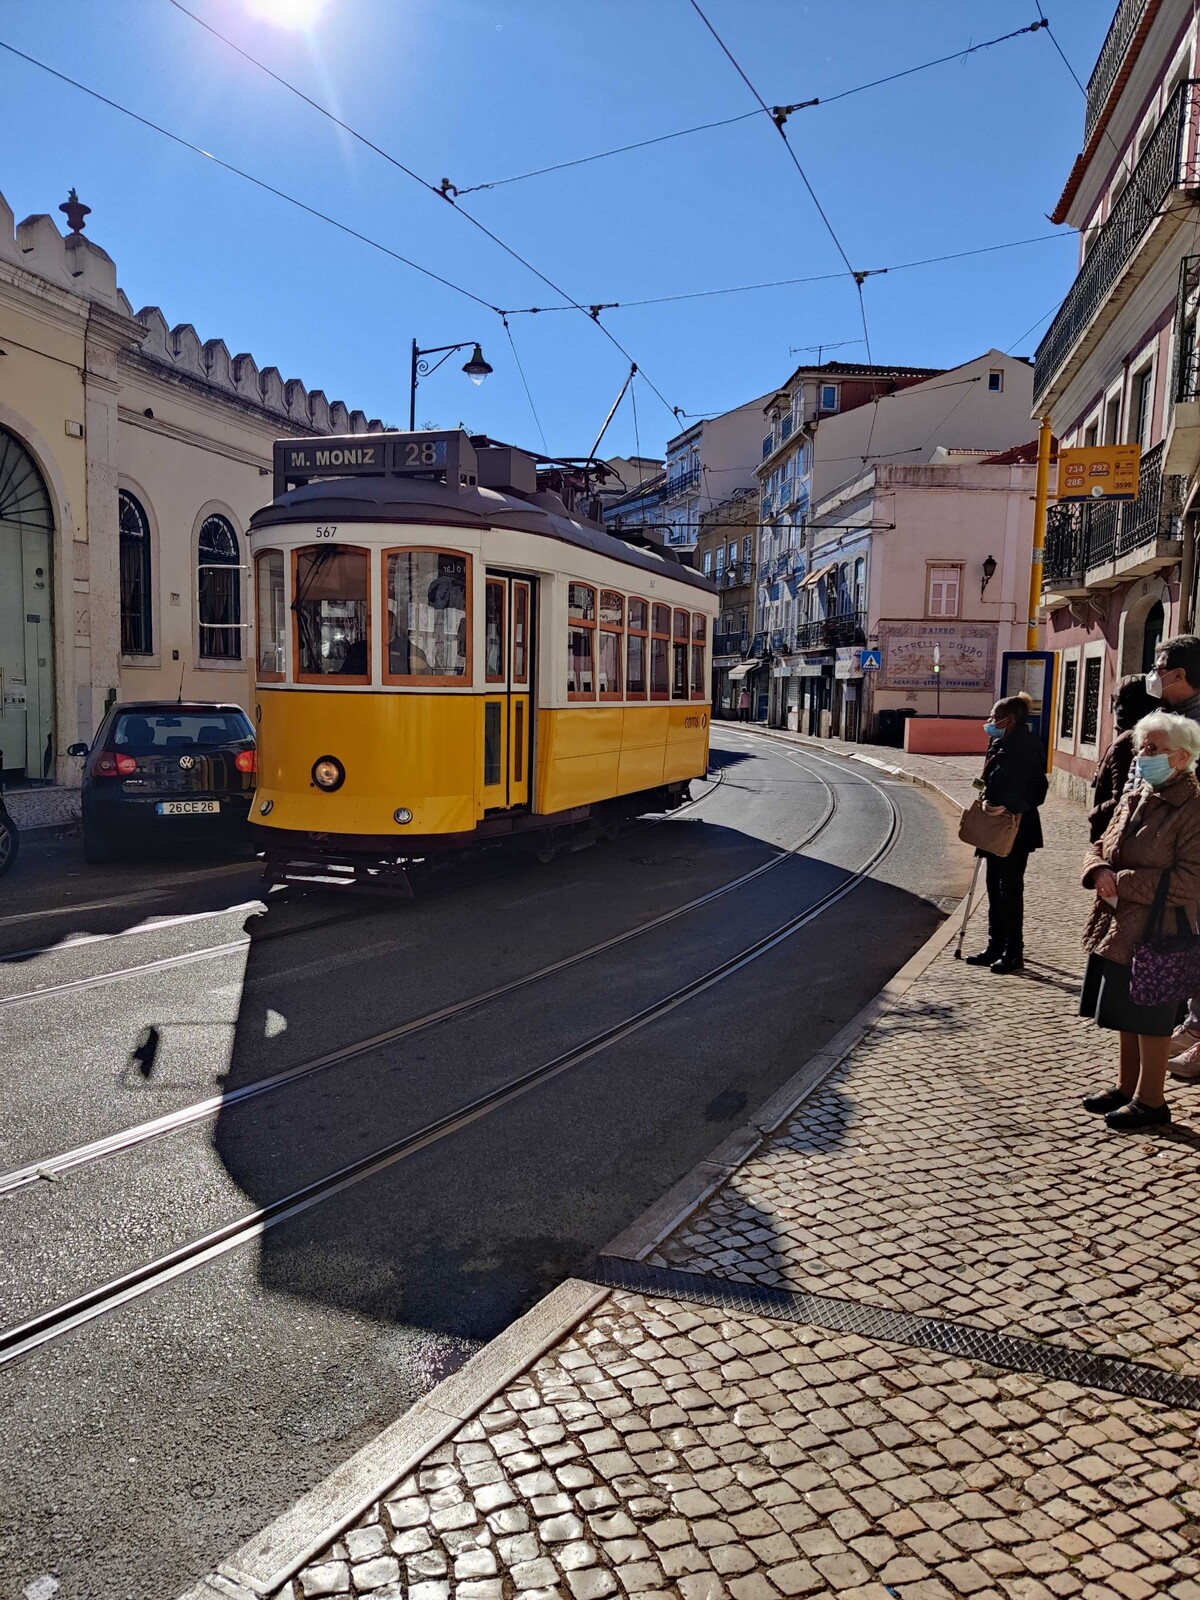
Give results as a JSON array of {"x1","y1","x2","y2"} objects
[
  {"x1": 980, "y1": 552, "x2": 998, "y2": 598},
  {"x1": 409, "y1": 338, "x2": 493, "y2": 430}
]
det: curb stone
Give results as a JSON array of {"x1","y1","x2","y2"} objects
[{"x1": 177, "y1": 739, "x2": 977, "y2": 1600}]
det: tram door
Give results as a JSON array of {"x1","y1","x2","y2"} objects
[{"x1": 481, "y1": 574, "x2": 533, "y2": 810}]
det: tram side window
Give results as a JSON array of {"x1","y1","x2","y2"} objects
[
  {"x1": 691, "y1": 613, "x2": 707, "y2": 700},
  {"x1": 255, "y1": 550, "x2": 285, "y2": 681},
  {"x1": 568, "y1": 582, "x2": 596, "y2": 698},
  {"x1": 599, "y1": 589, "x2": 623, "y2": 699},
  {"x1": 385, "y1": 550, "x2": 470, "y2": 681},
  {"x1": 293, "y1": 547, "x2": 369, "y2": 681},
  {"x1": 627, "y1": 598, "x2": 648, "y2": 698},
  {"x1": 672, "y1": 609, "x2": 690, "y2": 699},
  {"x1": 650, "y1": 604, "x2": 670, "y2": 699}
]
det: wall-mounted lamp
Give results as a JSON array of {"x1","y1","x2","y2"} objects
[{"x1": 981, "y1": 553, "x2": 997, "y2": 597}]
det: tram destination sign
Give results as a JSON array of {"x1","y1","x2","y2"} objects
[{"x1": 274, "y1": 431, "x2": 478, "y2": 497}]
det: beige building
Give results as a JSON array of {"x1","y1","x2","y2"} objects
[{"x1": 0, "y1": 188, "x2": 379, "y2": 788}]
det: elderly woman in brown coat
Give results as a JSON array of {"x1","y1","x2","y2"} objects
[{"x1": 1081, "y1": 710, "x2": 1200, "y2": 1129}]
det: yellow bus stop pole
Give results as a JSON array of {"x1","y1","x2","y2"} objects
[{"x1": 1028, "y1": 416, "x2": 1053, "y2": 651}]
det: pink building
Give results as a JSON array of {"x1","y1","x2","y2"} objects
[{"x1": 1037, "y1": 0, "x2": 1200, "y2": 801}]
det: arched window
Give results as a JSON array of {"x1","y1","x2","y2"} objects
[
  {"x1": 119, "y1": 490, "x2": 153, "y2": 656},
  {"x1": 198, "y1": 513, "x2": 241, "y2": 660}
]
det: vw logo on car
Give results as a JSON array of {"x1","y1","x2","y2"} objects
[{"x1": 178, "y1": 754, "x2": 195, "y2": 770}]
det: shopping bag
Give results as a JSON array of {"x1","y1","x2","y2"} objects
[
  {"x1": 1130, "y1": 870, "x2": 1200, "y2": 1006},
  {"x1": 957, "y1": 799, "x2": 1020, "y2": 858}
]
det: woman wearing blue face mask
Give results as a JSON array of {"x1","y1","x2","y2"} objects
[
  {"x1": 1081, "y1": 711, "x2": 1200, "y2": 1130},
  {"x1": 965, "y1": 692, "x2": 1048, "y2": 974}
]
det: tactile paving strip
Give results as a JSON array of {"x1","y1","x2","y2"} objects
[{"x1": 590, "y1": 1255, "x2": 1200, "y2": 1410}]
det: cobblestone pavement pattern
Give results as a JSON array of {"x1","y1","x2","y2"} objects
[{"x1": 245, "y1": 744, "x2": 1200, "y2": 1600}]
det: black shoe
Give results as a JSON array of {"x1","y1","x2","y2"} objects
[
  {"x1": 990, "y1": 954, "x2": 1025, "y2": 974},
  {"x1": 964, "y1": 948, "x2": 1000, "y2": 966},
  {"x1": 1105, "y1": 1098, "x2": 1172, "y2": 1131},
  {"x1": 1083, "y1": 1086, "x2": 1130, "y2": 1115}
]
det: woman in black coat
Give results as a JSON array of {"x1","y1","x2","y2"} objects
[{"x1": 965, "y1": 692, "x2": 1048, "y2": 974}]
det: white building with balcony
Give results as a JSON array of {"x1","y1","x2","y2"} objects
[
  {"x1": 659, "y1": 395, "x2": 771, "y2": 550},
  {"x1": 1037, "y1": 0, "x2": 1200, "y2": 800}
]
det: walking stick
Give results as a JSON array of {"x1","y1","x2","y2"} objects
[{"x1": 953, "y1": 855, "x2": 983, "y2": 960}]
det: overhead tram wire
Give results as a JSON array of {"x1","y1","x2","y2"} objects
[
  {"x1": 454, "y1": 19, "x2": 1048, "y2": 196},
  {"x1": 501, "y1": 315, "x2": 548, "y2": 454},
  {"x1": 0, "y1": 39, "x2": 499, "y2": 314},
  {"x1": 164, "y1": 0, "x2": 682, "y2": 425}
]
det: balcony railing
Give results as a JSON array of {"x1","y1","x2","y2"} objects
[
  {"x1": 665, "y1": 465, "x2": 700, "y2": 499},
  {"x1": 1042, "y1": 441, "x2": 1184, "y2": 588},
  {"x1": 1085, "y1": 0, "x2": 1149, "y2": 145},
  {"x1": 1174, "y1": 254, "x2": 1200, "y2": 403},
  {"x1": 794, "y1": 610, "x2": 867, "y2": 652},
  {"x1": 714, "y1": 631, "x2": 749, "y2": 657},
  {"x1": 1035, "y1": 80, "x2": 1200, "y2": 405}
]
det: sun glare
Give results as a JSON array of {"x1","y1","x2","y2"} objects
[{"x1": 244, "y1": 0, "x2": 327, "y2": 29}]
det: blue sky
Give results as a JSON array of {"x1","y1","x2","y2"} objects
[{"x1": 4, "y1": 0, "x2": 1109, "y2": 459}]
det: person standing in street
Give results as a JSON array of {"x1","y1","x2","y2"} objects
[
  {"x1": 1080, "y1": 710, "x2": 1200, "y2": 1129},
  {"x1": 965, "y1": 692, "x2": 1047, "y2": 974},
  {"x1": 737, "y1": 685, "x2": 751, "y2": 722},
  {"x1": 1140, "y1": 636, "x2": 1200, "y2": 1076},
  {"x1": 1089, "y1": 674, "x2": 1158, "y2": 843}
]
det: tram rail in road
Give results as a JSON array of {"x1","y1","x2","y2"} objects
[
  {"x1": 0, "y1": 755, "x2": 834, "y2": 1197},
  {"x1": 0, "y1": 765, "x2": 899, "y2": 1371}
]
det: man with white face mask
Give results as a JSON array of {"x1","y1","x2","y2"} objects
[{"x1": 1145, "y1": 636, "x2": 1200, "y2": 1075}]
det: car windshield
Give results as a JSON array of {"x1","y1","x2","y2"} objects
[{"x1": 112, "y1": 711, "x2": 252, "y2": 753}]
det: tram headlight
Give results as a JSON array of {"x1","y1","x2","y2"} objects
[
  {"x1": 393, "y1": 807, "x2": 413, "y2": 825},
  {"x1": 312, "y1": 755, "x2": 345, "y2": 792},
  {"x1": 259, "y1": 799, "x2": 274, "y2": 816}
]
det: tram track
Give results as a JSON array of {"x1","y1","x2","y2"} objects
[
  {"x1": 0, "y1": 755, "x2": 828, "y2": 1197},
  {"x1": 0, "y1": 770, "x2": 729, "y2": 1003},
  {"x1": 0, "y1": 760, "x2": 900, "y2": 1370}
]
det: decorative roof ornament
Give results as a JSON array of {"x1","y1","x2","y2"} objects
[{"x1": 59, "y1": 188, "x2": 90, "y2": 236}]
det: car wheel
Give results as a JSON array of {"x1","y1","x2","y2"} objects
[
  {"x1": 83, "y1": 822, "x2": 116, "y2": 865},
  {"x1": 0, "y1": 817, "x2": 18, "y2": 876}
]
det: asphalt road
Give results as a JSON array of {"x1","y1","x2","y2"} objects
[{"x1": 0, "y1": 729, "x2": 972, "y2": 1600}]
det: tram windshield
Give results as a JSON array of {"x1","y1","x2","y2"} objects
[
  {"x1": 386, "y1": 550, "x2": 469, "y2": 680},
  {"x1": 294, "y1": 548, "x2": 369, "y2": 680}
]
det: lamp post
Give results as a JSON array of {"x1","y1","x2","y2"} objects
[
  {"x1": 980, "y1": 553, "x2": 997, "y2": 598},
  {"x1": 409, "y1": 339, "x2": 493, "y2": 431},
  {"x1": 933, "y1": 641, "x2": 942, "y2": 720}
]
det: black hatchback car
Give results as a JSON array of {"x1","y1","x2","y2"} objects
[{"x1": 69, "y1": 701, "x2": 256, "y2": 862}]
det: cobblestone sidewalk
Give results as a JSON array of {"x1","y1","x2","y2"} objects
[{"x1": 217, "y1": 761, "x2": 1200, "y2": 1600}]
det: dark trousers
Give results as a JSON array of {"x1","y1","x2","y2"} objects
[{"x1": 985, "y1": 848, "x2": 1030, "y2": 959}]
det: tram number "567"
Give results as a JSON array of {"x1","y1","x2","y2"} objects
[{"x1": 314, "y1": 526, "x2": 338, "y2": 539}]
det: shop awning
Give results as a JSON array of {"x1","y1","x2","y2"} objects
[
  {"x1": 801, "y1": 561, "x2": 835, "y2": 589},
  {"x1": 728, "y1": 659, "x2": 761, "y2": 680}
]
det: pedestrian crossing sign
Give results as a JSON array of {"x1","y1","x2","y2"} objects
[{"x1": 860, "y1": 649, "x2": 882, "y2": 671}]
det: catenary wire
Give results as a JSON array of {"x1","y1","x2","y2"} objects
[
  {"x1": 455, "y1": 19, "x2": 1047, "y2": 196},
  {"x1": 0, "y1": 38, "x2": 500, "y2": 314},
  {"x1": 164, "y1": 0, "x2": 682, "y2": 423},
  {"x1": 501, "y1": 315, "x2": 548, "y2": 454}
]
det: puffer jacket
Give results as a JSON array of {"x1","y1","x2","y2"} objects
[{"x1": 1081, "y1": 770, "x2": 1200, "y2": 966}]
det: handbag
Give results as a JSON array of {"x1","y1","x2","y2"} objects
[
  {"x1": 1129, "y1": 869, "x2": 1200, "y2": 1006},
  {"x1": 958, "y1": 798, "x2": 1020, "y2": 857}
]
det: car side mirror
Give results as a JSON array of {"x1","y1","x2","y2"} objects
[{"x1": 67, "y1": 743, "x2": 89, "y2": 758}]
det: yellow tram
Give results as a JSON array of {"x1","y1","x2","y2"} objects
[{"x1": 247, "y1": 430, "x2": 718, "y2": 890}]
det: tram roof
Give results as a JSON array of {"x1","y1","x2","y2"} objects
[{"x1": 250, "y1": 473, "x2": 718, "y2": 598}]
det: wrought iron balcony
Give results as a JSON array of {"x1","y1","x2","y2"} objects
[
  {"x1": 714, "y1": 631, "x2": 749, "y2": 657},
  {"x1": 770, "y1": 628, "x2": 788, "y2": 653},
  {"x1": 1085, "y1": 0, "x2": 1149, "y2": 145},
  {"x1": 665, "y1": 465, "x2": 700, "y2": 500},
  {"x1": 1042, "y1": 441, "x2": 1185, "y2": 592},
  {"x1": 794, "y1": 610, "x2": 866, "y2": 652},
  {"x1": 1034, "y1": 80, "x2": 1200, "y2": 407}
]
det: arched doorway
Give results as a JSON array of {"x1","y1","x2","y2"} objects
[
  {"x1": 0, "y1": 427, "x2": 55, "y2": 782},
  {"x1": 1141, "y1": 600, "x2": 1164, "y2": 676}
]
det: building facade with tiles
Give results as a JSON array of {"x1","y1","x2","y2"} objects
[
  {"x1": 1038, "y1": 0, "x2": 1200, "y2": 801},
  {"x1": 0, "y1": 188, "x2": 380, "y2": 787}
]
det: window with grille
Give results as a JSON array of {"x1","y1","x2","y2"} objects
[
  {"x1": 1059, "y1": 658, "x2": 1078, "y2": 740},
  {"x1": 119, "y1": 490, "x2": 153, "y2": 656},
  {"x1": 198, "y1": 514, "x2": 241, "y2": 660},
  {"x1": 1081, "y1": 657, "x2": 1103, "y2": 745}
]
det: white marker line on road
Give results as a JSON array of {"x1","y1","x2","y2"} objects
[{"x1": 0, "y1": 860, "x2": 258, "y2": 927}]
